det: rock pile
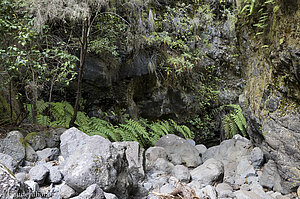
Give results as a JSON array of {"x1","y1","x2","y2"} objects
[{"x1": 0, "y1": 128, "x2": 299, "y2": 199}]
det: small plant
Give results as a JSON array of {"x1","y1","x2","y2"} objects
[{"x1": 221, "y1": 104, "x2": 247, "y2": 139}]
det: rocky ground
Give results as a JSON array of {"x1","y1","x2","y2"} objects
[{"x1": 0, "y1": 128, "x2": 299, "y2": 199}]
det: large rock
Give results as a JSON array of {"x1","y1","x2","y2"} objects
[
  {"x1": 48, "y1": 166, "x2": 62, "y2": 184},
  {"x1": 28, "y1": 164, "x2": 49, "y2": 184},
  {"x1": 112, "y1": 141, "x2": 144, "y2": 183},
  {"x1": 36, "y1": 147, "x2": 59, "y2": 161},
  {"x1": 25, "y1": 144, "x2": 38, "y2": 162},
  {"x1": 234, "y1": 157, "x2": 256, "y2": 185},
  {"x1": 62, "y1": 129, "x2": 133, "y2": 198},
  {"x1": 259, "y1": 160, "x2": 283, "y2": 192},
  {"x1": 0, "y1": 131, "x2": 25, "y2": 165},
  {"x1": 71, "y1": 184, "x2": 105, "y2": 199},
  {"x1": 25, "y1": 131, "x2": 47, "y2": 151},
  {"x1": 202, "y1": 137, "x2": 251, "y2": 163},
  {"x1": 190, "y1": 158, "x2": 224, "y2": 186},
  {"x1": 60, "y1": 184, "x2": 76, "y2": 199},
  {"x1": 234, "y1": 190, "x2": 264, "y2": 199},
  {"x1": 46, "y1": 128, "x2": 66, "y2": 148},
  {"x1": 260, "y1": 113, "x2": 300, "y2": 193},
  {"x1": 172, "y1": 165, "x2": 191, "y2": 183},
  {"x1": 60, "y1": 127, "x2": 89, "y2": 159},
  {"x1": 145, "y1": 146, "x2": 168, "y2": 171},
  {"x1": 155, "y1": 134, "x2": 201, "y2": 167},
  {"x1": 0, "y1": 163, "x2": 32, "y2": 198},
  {"x1": 249, "y1": 147, "x2": 264, "y2": 168},
  {"x1": 0, "y1": 153, "x2": 18, "y2": 173}
]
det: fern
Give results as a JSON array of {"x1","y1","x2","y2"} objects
[
  {"x1": 26, "y1": 100, "x2": 194, "y2": 148},
  {"x1": 221, "y1": 104, "x2": 247, "y2": 139}
]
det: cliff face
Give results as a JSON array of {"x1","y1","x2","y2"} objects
[{"x1": 237, "y1": 0, "x2": 300, "y2": 193}]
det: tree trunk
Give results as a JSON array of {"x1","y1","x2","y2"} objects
[{"x1": 69, "y1": 18, "x2": 88, "y2": 127}]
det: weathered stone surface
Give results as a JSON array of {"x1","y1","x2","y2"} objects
[
  {"x1": 234, "y1": 157, "x2": 256, "y2": 185},
  {"x1": 201, "y1": 185, "x2": 217, "y2": 199},
  {"x1": 26, "y1": 132, "x2": 47, "y2": 151},
  {"x1": 24, "y1": 180, "x2": 39, "y2": 192},
  {"x1": 190, "y1": 158, "x2": 224, "y2": 186},
  {"x1": 48, "y1": 166, "x2": 62, "y2": 184},
  {"x1": 145, "y1": 146, "x2": 168, "y2": 171},
  {"x1": 172, "y1": 165, "x2": 191, "y2": 183},
  {"x1": 234, "y1": 190, "x2": 263, "y2": 199},
  {"x1": 46, "y1": 128, "x2": 66, "y2": 148},
  {"x1": 0, "y1": 163, "x2": 32, "y2": 199},
  {"x1": 60, "y1": 184, "x2": 76, "y2": 199},
  {"x1": 259, "y1": 160, "x2": 283, "y2": 192},
  {"x1": 216, "y1": 183, "x2": 234, "y2": 198},
  {"x1": 104, "y1": 192, "x2": 118, "y2": 199},
  {"x1": 155, "y1": 134, "x2": 201, "y2": 167},
  {"x1": 202, "y1": 138, "x2": 251, "y2": 163},
  {"x1": 36, "y1": 147, "x2": 59, "y2": 161},
  {"x1": 249, "y1": 147, "x2": 264, "y2": 168},
  {"x1": 28, "y1": 164, "x2": 49, "y2": 184},
  {"x1": 62, "y1": 129, "x2": 133, "y2": 198},
  {"x1": 60, "y1": 127, "x2": 89, "y2": 159},
  {"x1": 25, "y1": 144, "x2": 38, "y2": 162},
  {"x1": 0, "y1": 153, "x2": 18, "y2": 173},
  {"x1": 112, "y1": 141, "x2": 144, "y2": 182},
  {"x1": 15, "y1": 172, "x2": 27, "y2": 182},
  {"x1": 153, "y1": 158, "x2": 174, "y2": 174},
  {"x1": 0, "y1": 131, "x2": 25, "y2": 165},
  {"x1": 71, "y1": 184, "x2": 105, "y2": 199},
  {"x1": 195, "y1": 144, "x2": 207, "y2": 155},
  {"x1": 261, "y1": 114, "x2": 300, "y2": 193}
]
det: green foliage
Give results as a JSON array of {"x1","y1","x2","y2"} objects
[
  {"x1": 26, "y1": 100, "x2": 193, "y2": 148},
  {"x1": 144, "y1": 2, "x2": 213, "y2": 75},
  {"x1": 240, "y1": 0, "x2": 279, "y2": 37},
  {"x1": 221, "y1": 104, "x2": 247, "y2": 139}
]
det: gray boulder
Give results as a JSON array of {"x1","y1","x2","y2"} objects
[
  {"x1": 112, "y1": 141, "x2": 144, "y2": 182},
  {"x1": 15, "y1": 172, "x2": 27, "y2": 182},
  {"x1": 60, "y1": 184, "x2": 76, "y2": 199},
  {"x1": 249, "y1": 147, "x2": 264, "y2": 168},
  {"x1": 202, "y1": 138, "x2": 251, "y2": 163},
  {"x1": 195, "y1": 144, "x2": 207, "y2": 155},
  {"x1": 259, "y1": 160, "x2": 283, "y2": 192},
  {"x1": 155, "y1": 134, "x2": 202, "y2": 167},
  {"x1": 234, "y1": 157, "x2": 256, "y2": 185},
  {"x1": 104, "y1": 192, "x2": 118, "y2": 199},
  {"x1": 71, "y1": 184, "x2": 105, "y2": 199},
  {"x1": 48, "y1": 166, "x2": 62, "y2": 184},
  {"x1": 46, "y1": 128, "x2": 66, "y2": 148},
  {"x1": 29, "y1": 164, "x2": 49, "y2": 184},
  {"x1": 234, "y1": 190, "x2": 264, "y2": 199},
  {"x1": 24, "y1": 180, "x2": 39, "y2": 192},
  {"x1": 0, "y1": 153, "x2": 18, "y2": 173},
  {"x1": 60, "y1": 127, "x2": 89, "y2": 159},
  {"x1": 145, "y1": 146, "x2": 168, "y2": 171},
  {"x1": 0, "y1": 131, "x2": 25, "y2": 165},
  {"x1": 25, "y1": 131, "x2": 47, "y2": 151},
  {"x1": 62, "y1": 129, "x2": 133, "y2": 198},
  {"x1": 0, "y1": 163, "x2": 32, "y2": 199},
  {"x1": 190, "y1": 158, "x2": 224, "y2": 186},
  {"x1": 200, "y1": 185, "x2": 217, "y2": 199},
  {"x1": 36, "y1": 147, "x2": 59, "y2": 161},
  {"x1": 153, "y1": 158, "x2": 174, "y2": 174},
  {"x1": 25, "y1": 144, "x2": 38, "y2": 162},
  {"x1": 172, "y1": 165, "x2": 191, "y2": 183},
  {"x1": 216, "y1": 183, "x2": 234, "y2": 198}
]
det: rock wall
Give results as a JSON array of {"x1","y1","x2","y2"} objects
[{"x1": 237, "y1": 0, "x2": 300, "y2": 193}]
